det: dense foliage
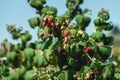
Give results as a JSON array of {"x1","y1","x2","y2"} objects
[{"x1": 0, "y1": 0, "x2": 120, "y2": 80}]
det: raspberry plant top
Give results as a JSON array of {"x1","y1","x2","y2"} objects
[{"x1": 0, "y1": 0, "x2": 118, "y2": 80}]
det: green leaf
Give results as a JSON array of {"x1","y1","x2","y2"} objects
[
  {"x1": 21, "y1": 35, "x2": 28, "y2": 42},
  {"x1": 87, "y1": 40, "x2": 95, "y2": 47},
  {"x1": 21, "y1": 32, "x2": 32, "y2": 42},
  {"x1": 82, "y1": 31, "x2": 89, "y2": 40},
  {"x1": 103, "y1": 23, "x2": 113, "y2": 31},
  {"x1": 103, "y1": 67, "x2": 112, "y2": 79},
  {"x1": 66, "y1": 1, "x2": 76, "y2": 10},
  {"x1": 78, "y1": 41, "x2": 87, "y2": 47},
  {"x1": 41, "y1": 0, "x2": 46, "y2": 4},
  {"x1": 57, "y1": 70, "x2": 68, "y2": 80},
  {"x1": 69, "y1": 29, "x2": 77, "y2": 36},
  {"x1": 19, "y1": 66, "x2": 27, "y2": 77},
  {"x1": 99, "y1": 46, "x2": 111, "y2": 55},
  {"x1": 83, "y1": 8, "x2": 89, "y2": 13},
  {"x1": 41, "y1": 6, "x2": 49, "y2": 15},
  {"x1": 114, "y1": 73, "x2": 120, "y2": 79},
  {"x1": 44, "y1": 49, "x2": 53, "y2": 61},
  {"x1": 28, "y1": 17, "x2": 39, "y2": 28},
  {"x1": 75, "y1": 15, "x2": 84, "y2": 26},
  {"x1": 12, "y1": 33, "x2": 20, "y2": 39},
  {"x1": 48, "y1": 7, "x2": 57, "y2": 16},
  {"x1": 49, "y1": 38, "x2": 59, "y2": 49},
  {"x1": 0, "y1": 65, "x2": 9, "y2": 76},
  {"x1": 3, "y1": 77, "x2": 11, "y2": 80},
  {"x1": 0, "y1": 49, "x2": 6, "y2": 57},
  {"x1": 6, "y1": 51, "x2": 17, "y2": 62},
  {"x1": 103, "y1": 36, "x2": 114, "y2": 45},
  {"x1": 37, "y1": 28, "x2": 43, "y2": 37},
  {"x1": 94, "y1": 18, "x2": 104, "y2": 26},
  {"x1": 55, "y1": 16, "x2": 64, "y2": 24},
  {"x1": 91, "y1": 31, "x2": 105, "y2": 41},
  {"x1": 95, "y1": 61, "x2": 112, "y2": 67},
  {"x1": 24, "y1": 70, "x2": 34, "y2": 80},
  {"x1": 9, "y1": 71, "x2": 19, "y2": 80},
  {"x1": 14, "y1": 43, "x2": 25, "y2": 50},
  {"x1": 75, "y1": 0, "x2": 83, "y2": 4},
  {"x1": 28, "y1": 0, "x2": 44, "y2": 9},
  {"x1": 82, "y1": 16, "x2": 91, "y2": 27},
  {"x1": 62, "y1": 11, "x2": 71, "y2": 22},
  {"x1": 41, "y1": 37, "x2": 52, "y2": 50},
  {"x1": 24, "y1": 48, "x2": 35, "y2": 58},
  {"x1": 98, "y1": 46, "x2": 112, "y2": 60},
  {"x1": 33, "y1": 52, "x2": 48, "y2": 67},
  {"x1": 44, "y1": 25, "x2": 49, "y2": 34},
  {"x1": 41, "y1": 6, "x2": 57, "y2": 16},
  {"x1": 75, "y1": 15, "x2": 91, "y2": 29}
]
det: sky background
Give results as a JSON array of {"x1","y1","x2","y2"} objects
[{"x1": 0, "y1": 0, "x2": 120, "y2": 43}]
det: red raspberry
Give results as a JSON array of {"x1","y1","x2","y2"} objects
[
  {"x1": 87, "y1": 60, "x2": 91, "y2": 65},
  {"x1": 47, "y1": 23, "x2": 51, "y2": 27},
  {"x1": 47, "y1": 18, "x2": 52, "y2": 24},
  {"x1": 83, "y1": 47, "x2": 89, "y2": 53},
  {"x1": 63, "y1": 40, "x2": 67, "y2": 45},
  {"x1": 64, "y1": 30, "x2": 69, "y2": 37},
  {"x1": 54, "y1": 23, "x2": 59, "y2": 29}
]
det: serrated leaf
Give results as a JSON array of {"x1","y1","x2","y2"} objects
[
  {"x1": 28, "y1": 17, "x2": 39, "y2": 28},
  {"x1": 99, "y1": 46, "x2": 111, "y2": 55},
  {"x1": 24, "y1": 70, "x2": 34, "y2": 80},
  {"x1": 24, "y1": 48, "x2": 35, "y2": 58},
  {"x1": 33, "y1": 53, "x2": 48, "y2": 67},
  {"x1": 49, "y1": 38, "x2": 59, "y2": 49},
  {"x1": 6, "y1": 51, "x2": 17, "y2": 62},
  {"x1": 82, "y1": 31, "x2": 89, "y2": 40},
  {"x1": 78, "y1": 41, "x2": 87, "y2": 47},
  {"x1": 103, "y1": 67, "x2": 112, "y2": 79},
  {"x1": 103, "y1": 36, "x2": 114, "y2": 45},
  {"x1": 70, "y1": 29, "x2": 77, "y2": 36},
  {"x1": 75, "y1": 15, "x2": 84, "y2": 26},
  {"x1": 114, "y1": 73, "x2": 120, "y2": 79},
  {"x1": 57, "y1": 70, "x2": 68, "y2": 80},
  {"x1": 91, "y1": 31, "x2": 105, "y2": 41},
  {"x1": 9, "y1": 71, "x2": 19, "y2": 80},
  {"x1": 41, "y1": 37, "x2": 52, "y2": 50},
  {"x1": 44, "y1": 49, "x2": 53, "y2": 61},
  {"x1": 87, "y1": 40, "x2": 95, "y2": 47}
]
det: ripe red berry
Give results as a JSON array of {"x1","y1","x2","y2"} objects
[
  {"x1": 63, "y1": 40, "x2": 67, "y2": 45},
  {"x1": 47, "y1": 23, "x2": 51, "y2": 27},
  {"x1": 47, "y1": 18, "x2": 52, "y2": 24},
  {"x1": 83, "y1": 47, "x2": 89, "y2": 53},
  {"x1": 87, "y1": 60, "x2": 91, "y2": 65},
  {"x1": 64, "y1": 30, "x2": 69, "y2": 37},
  {"x1": 63, "y1": 41, "x2": 67, "y2": 45},
  {"x1": 63, "y1": 37, "x2": 68, "y2": 45},
  {"x1": 54, "y1": 23, "x2": 59, "y2": 29}
]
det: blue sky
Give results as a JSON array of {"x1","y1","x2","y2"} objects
[{"x1": 0, "y1": 0, "x2": 120, "y2": 43}]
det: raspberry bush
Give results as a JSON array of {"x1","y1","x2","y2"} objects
[{"x1": 0, "y1": 0, "x2": 120, "y2": 80}]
